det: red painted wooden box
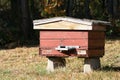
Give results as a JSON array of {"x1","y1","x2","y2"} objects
[{"x1": 33, "y1": 17, "x2": 110, "y2": 58}]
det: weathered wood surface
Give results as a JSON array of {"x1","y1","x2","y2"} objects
[
  {"x1": 34, "y1": 17, "x2": 108, "y2": 57},
  {"x1": 40, "y1": 31, "x2": 105, "y2": 50},
  {"x1": 40, "y1": 48, "x2": 104, "y2": 57},
  {"x1": 34, "y1": 21, "x2": 93, "y2": 30},
  {"x1": 33, "y1": 17, "x2": 110, "y2": 31},
  {"x1": 39, "y1": 31, "x2": 105, "y2": 57}
]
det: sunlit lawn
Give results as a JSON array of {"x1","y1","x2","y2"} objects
[{"x1": 0, "y1": 39, "x2": 120, "y2": 80}]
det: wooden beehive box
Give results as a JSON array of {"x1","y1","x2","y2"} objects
[{"x1": 33, "y1": 17, "x2": 110, "y2": 58}]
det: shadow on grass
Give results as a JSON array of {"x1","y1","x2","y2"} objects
[
  {"x1": 0, "y1": 40, "x2": 39, "y2": 50},
  {"x1": 101, "y1": 66, "x2": 120, "y2": 72},
  {"x1": 106, "y1": 36, "x2": 120, "y2": 41}
]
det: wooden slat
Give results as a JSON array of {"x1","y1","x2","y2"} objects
[
  {"x1": 39, "y1": 48, "x2": 104, "y2": 57},
  {"x1": 34, "y1": 17, "x2": 92, "y2": 26},
  {"x1": 36, "y1": 21, "x2": 93, "y2": 30},
  {"x1": 92, "y1": 25, "x2": 106, "y2": 31},
  {"x1": 34, "y1": 17, "x2": 110, "y2": 31},
  {"x1": 89, "y1": 31, "x2": 105, "y2": 39},
  {"x1": 40, "y1": 31, "x2": 105, "y2": 50},
  {"x1": 40, "y1": 39, "x2": 88, "y2": 49},
  {"x1": 87, "y1": 49, "x2": 104, "y2": 57},
  {"x1": 88, "y1": 39, "x2": 105, "y2": 48},
  {"x1": 40, "y1": 40, "x2": 104, "y2": 50},
  {"x1": 40, "y1": 31, "x2": 88, "y2": 39},
  {"x1": 40, "y1": 31, "x2": 105, "y2": 39}
]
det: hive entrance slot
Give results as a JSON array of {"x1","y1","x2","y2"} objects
[
  {"x1": 55, "y1": 46, "x2": 80, "y2": 52},
  {"x1": 60, "y1": 46, "x2": 66, "y2": 48}
]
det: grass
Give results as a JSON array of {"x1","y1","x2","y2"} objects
[{"x1": 0, "y1": 39, "x2": 120, "y2": 80}]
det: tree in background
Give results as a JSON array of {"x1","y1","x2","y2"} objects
[
  {"x1": 0, "y1": 0, "x2": 13, "y2": 46},
  {"x1": 11, "y1": 0, "x2": 34, "y2": 40},
  {"x1": 66, "y1": 0, "x2": 74, "y2": 16},
  {"x1": 41, "y1": 0, "x2": 66, "y2": 17},
  {"x1": 20, "y1": 0, "x2": 33, "y2": 40},
  {"x1": 0, "y1": 0, "x2": 120, "y2": 48},
  {"x1": 0, "y1": 0, "x2": 34, "y2": 48}
]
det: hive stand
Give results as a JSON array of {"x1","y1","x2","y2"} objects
[
  {"x1": 47, "y1": 57, "x2": 66, "y2": 72},
  {"x1": 33, "y1": 17, "x2": 110, "y2": 73},
  {"x1": 47, "y1": 57, "x2": 100, "y2": 73},
  {"x1": 84, "y1": 58, "x2": 101, "y2": 73}
]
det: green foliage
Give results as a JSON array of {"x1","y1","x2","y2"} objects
[{"x1": 89, "y1": 0, "x2": 105, "y2": 19}]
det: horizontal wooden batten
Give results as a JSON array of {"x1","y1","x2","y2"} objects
[
  {"x1": 88, "y1": 31, "x2": 105, "y2": 39},
  {"x1": 40, "y1": 39, "x2": 104, "y2": 50},
  {"x1": 87, "y1": 50, "x2": 104, "y2": 57},
  {"x1": 40, "y1": 39, "x2": 88, "y2": 49},
  {"x1": 40, "y1": 31, "x2": 105, "y2": 39},
  {"x1": 40, "y1": 48, "x2": 104, "y2": 58},
  {"x1": 40, "y1": 31, "x2": 88, "y2": 39},
  {"x1": 88, "y1": 39, "x2": 105, "y2": 47}
]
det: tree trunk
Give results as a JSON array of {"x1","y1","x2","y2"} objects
[
  {"x1": 84, "y1": 0, "x2": 91, "y2": 19},
  {"x1": 20, "y1": 0, "x2": 33, "y2": 40},
  {"x1": 105, "y1": 0, "x2": 113, "y2": 16},
  {"x1": 11, "y1": 0, "x2": 33, "y2": 40},
  {"x1": 10, "y1": 0, "x2": 20, "y2": 26},
  {"x1": 66, "y1": 0, "x2": 73, "y2": 17}
]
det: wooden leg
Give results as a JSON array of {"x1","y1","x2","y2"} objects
[
  {"x1": 47, "y1": 57, "x2": 66, "y2": 72},
  {"x1": 84, "y1": 58, "x2": 101, "y2": 73}
]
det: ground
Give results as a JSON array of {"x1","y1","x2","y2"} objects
[{"x1": 0, "y1": 39, "x2": 120, "y2": 80}]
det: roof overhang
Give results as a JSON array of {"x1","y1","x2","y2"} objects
[{"x1": 33, "y1": 17, "x2": 110, "y2": 31}]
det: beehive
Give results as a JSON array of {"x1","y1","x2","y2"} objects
[{"x1": 34, "y1": 17, "x2": 110, "y2": 58}]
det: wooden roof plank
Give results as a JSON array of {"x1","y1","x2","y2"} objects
[{"x1": 33, "y1": 17, "x2": 110, "y2": 31}]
